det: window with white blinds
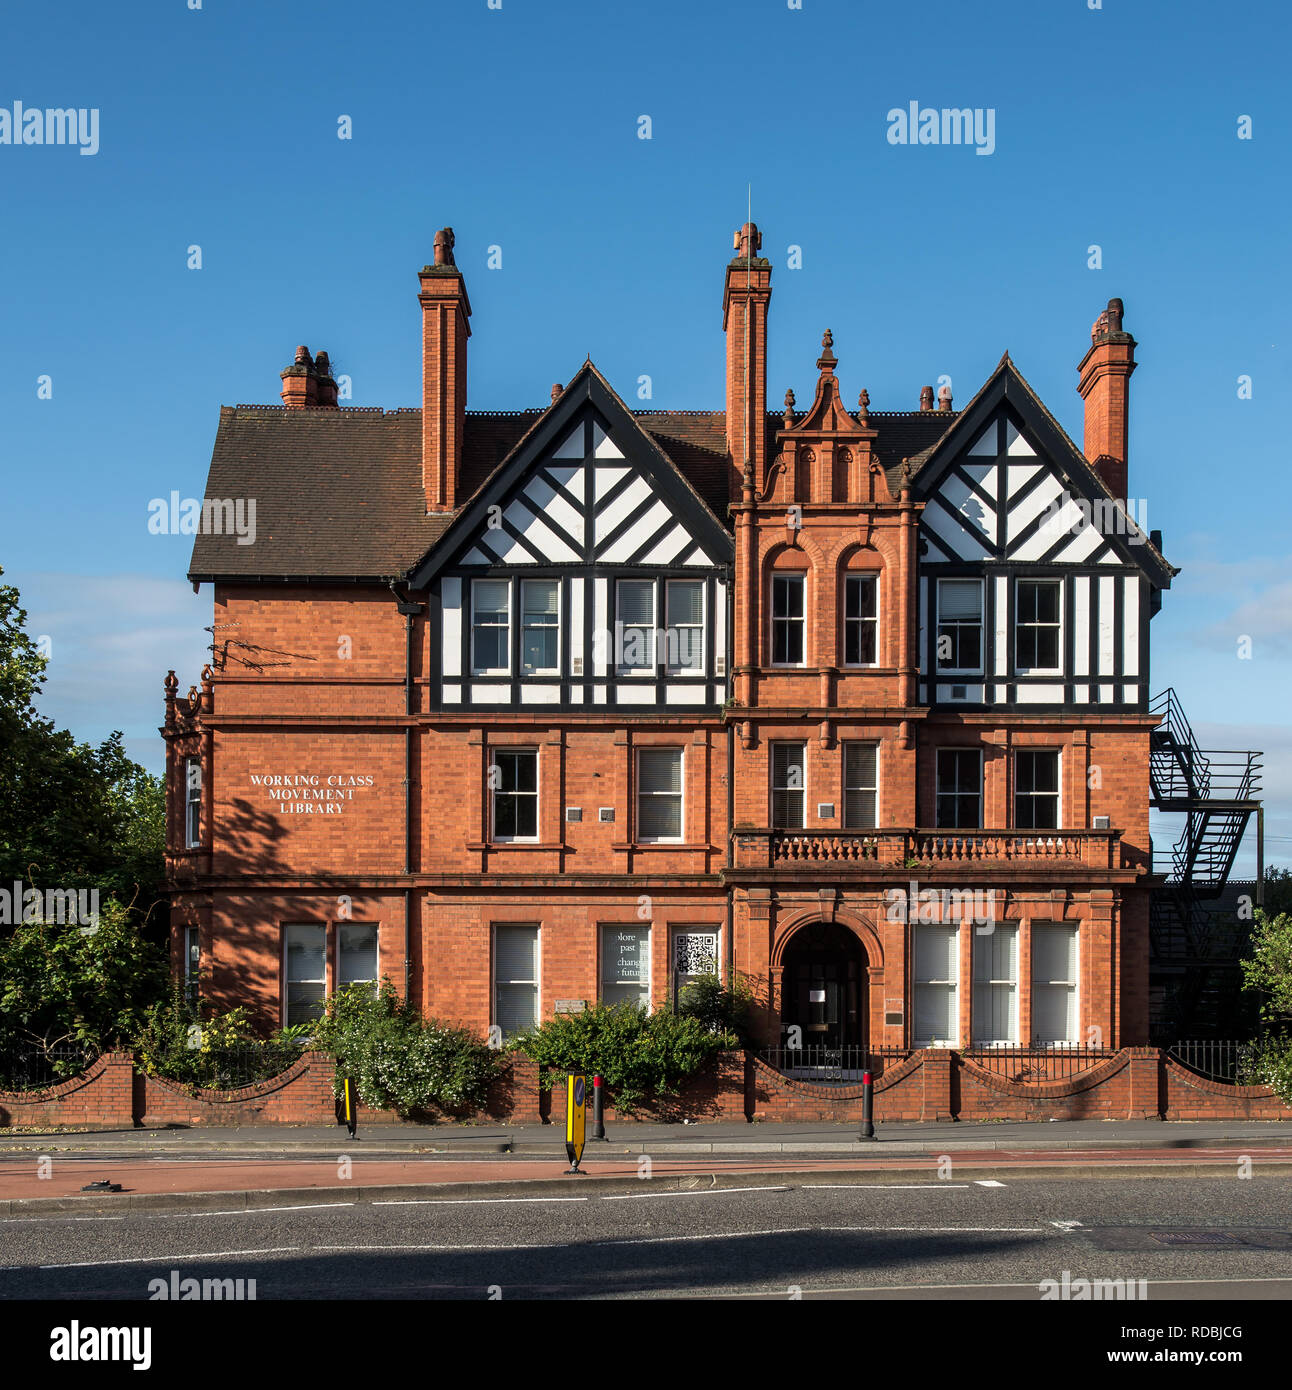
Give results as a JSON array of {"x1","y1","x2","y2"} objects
[
  {"x1": 338, "y1": 923, "x2": 378, "y2": 997},
  {"x1": 843, "y1": 742, "x2": 878, "y2": 828},
  {"x1": 284, "y1": 923, "x2": 326, "y2": 1027},
  {"x1": 936, "y1": 578, "x2": 983, "y2": 672},
  {"x1": 472, "y1": 578, "x2": 511, "y2": 674},
  {"x1": 973, "y1": 923, "x2": 1018, "y2": 1043},
  {"x1": 913, "y1": 924, "x2": 959, "y2": 1045},
  {"x1": 1031, "y1": 924, "x2": 1078, "y2": 1044},
  {"x1": 771, "y1": 742, "x2": 806, "y2": 828},
  {"x1": 494, "y1": 924, "x2": 539, "y2": 1037},
  {"x1": 637, "y1": 748, "x2": 682, "y2": 841},
  {"x1": 617, "y1": 579, "x2": 655, "y2": 672},
  {"x1": 521, "y1": 579, "x2": 559, "y2": 674},
  {"x1": 666, "y1": 579, "x2": 704, "y2": 672}
]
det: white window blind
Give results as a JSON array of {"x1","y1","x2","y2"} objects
[
  {"x1": 843, "y1": 742, "x2": 878, "y2": 828},
  {"x1": 618, "y1": 579, "x2": 655, "y2": 671},
  {"x1": 284, "y1": 923, "x2": 326, "y2": 1026},
  {"x1": 637, "y1": 748, "x2": 682, "y2": 840},
  {"x1": 495, "y1": 925, "x2": 539, "y2": 1037},
  {"x1": 973, "y1": 923, "x2": 1018, "y2": 1043},
  {"x1": 914, "y1": 924, "x2": 959, "y2": 1044},
  {"x1": 666, "y1": 579, "x2": 704, "y2": 671},
  {"x1": 1032, "y1": 924, "x2": 1078, "y2": 1044}
]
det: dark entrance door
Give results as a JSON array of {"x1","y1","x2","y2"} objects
[{"x1": 781, "y1": 922, "x2": 866, "y2": 1050}]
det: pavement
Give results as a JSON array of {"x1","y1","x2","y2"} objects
[
  {"x1": 3, "y1": 1116, "x2": 1289, "y2": 1156},
  {"x1": 1, "y1": 1118, "x2": 1290, "y2": 1214}
]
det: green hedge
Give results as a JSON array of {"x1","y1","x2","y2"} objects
[{"x1": 510, "y1": 1001, "x2": 736, "y2": 1114}]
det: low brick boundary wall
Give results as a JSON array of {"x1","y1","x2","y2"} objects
[
  {"x1": 0, "y1": 1052, "x2": 135, "y2": 1129},
  {"x1": 3, "y1": 1048, "x2": 1291, "y2": 1129}
]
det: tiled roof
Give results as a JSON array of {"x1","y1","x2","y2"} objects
[{"x1": 188, "y1": 401, "x2": 960, "y2": 583}]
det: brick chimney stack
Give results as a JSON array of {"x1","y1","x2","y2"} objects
[
  {"x1": 279, "y1": 346, "x2": 339, "y2": 410},
  {"x1": 1078, "y1": 297, "x2": 1136, "y2": 500},
  {"x1": 723, "y1": 221, "x2": 771, "y2": 496},
  {"x1": 419, "y1": 227, "x2": 472, "y2": 513}
]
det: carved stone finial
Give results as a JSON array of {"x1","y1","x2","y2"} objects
[
  {"x1": 164, "y1": 670, "x2": 178, "y2": 696},
  {"x1": 899, "y1": 458, "x2": 912, "y2": 494},
  {"x1": 783, "y1": 387, "x2": 796, "y2": 428},
  {"x1": 201, "y1": 664, "x2": 214, "y2": 688},
  {"x1": 433, "y1": 226, "x2": 456, "y2": 267},
  {"x1": 822, "y1": 328, "x2": 833, "y2": 352},
  {"x1": 741, "y1": 457, "x2": 755, "y2": 502},
  {"x1": 937, "y1": 383, "x2": 953, "y2": 411},
  {"x1": 857, "y1": 389, "x2": 870, "y2": 423},
  {"x1": 919, "y1": 385, "x2": 934, "y2": 411},
  {"x1": 817, "y1": 329, "x2": 836, "y2": 372}
]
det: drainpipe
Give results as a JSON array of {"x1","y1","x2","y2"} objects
[
  {"x1": 393, "y1": 584, "x2": 424, "y2": 1005},
  {"x1": 725, "y1": 564, "x2": 736, "y2": 990}
]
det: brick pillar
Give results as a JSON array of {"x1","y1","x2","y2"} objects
[
  {"x1": 919, "y1": 1047, "x2": 954, "y2": 1122},
  {"x1": 1124, "y1": 1046, "x2": 1163, "y2": 1120}
]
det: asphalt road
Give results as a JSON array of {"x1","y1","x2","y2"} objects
[{"x1": 2, "y1": 1174, "x2": 1290, "y2": 1301}]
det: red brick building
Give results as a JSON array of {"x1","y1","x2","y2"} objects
[{"x1": 164, "y1": 222, "x2": 1176, "y2": 1053}]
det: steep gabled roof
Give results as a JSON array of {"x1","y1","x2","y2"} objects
[
  {"x1": 907, "y1": 354, "x2": 1177, "y2": 586},
  {"x1": 406, "y1": 361, "x2": 735, "y2": 587}
]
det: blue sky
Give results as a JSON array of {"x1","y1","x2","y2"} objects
[{"x1": 1, "y1": 0, "x2": 1287, "y2": 874}]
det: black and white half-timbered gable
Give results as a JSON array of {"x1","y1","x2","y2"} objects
[
  {"x1": 409, "y1": 364, "x2": 734, "y2": 712},
  {"x1": 911, "y1": 356, "x2": 1176, "y2": 712}
]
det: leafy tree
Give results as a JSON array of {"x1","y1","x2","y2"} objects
[
  {"x1": 0, "y1": 567, "x2": 164, "y2": 918},
  {"x1": 1239, "y1": 908, "x2": 1292, "y2": 1102},
  {"x1": 0, "y1": 898, "x2": 167, "y2": 1070}
]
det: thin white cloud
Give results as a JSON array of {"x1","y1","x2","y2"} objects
[{"x1": 11, "y1": 570, "x2": 209, "y2": 776}]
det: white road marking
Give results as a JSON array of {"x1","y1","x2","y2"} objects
[
  {"x1": 161, "y1": 1202, "x2": 356, "y2": 1215},
  {"x1": 600, "y1": 1186, "x2": 790, "y2": 1201},
  {"x1": 310, "y1": 1251, "x2": 567, "y2": 1262},
  {"x1": 804, "y1": 1184, "x2": 970, "y2": 1191},
  {"x1": 1050, "y1": 1219, "x2": 1084, "y2": 1230},
  {"x1": 372, "y1": 1196, "x2": 589, "y2": 1206},
  {"x1": 38, "y1": 1247, "x2": 298, "y2": 1269},
  {"x1": 821, "y1": 1226, "x2": 1047, "y2": 1233},
  {"x1": 974, "y1": 1180, "x2": 1007, "y2": 1187}
]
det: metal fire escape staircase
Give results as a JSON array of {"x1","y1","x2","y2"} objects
[{"x1": 1148, "y1": 688, "x2": 1263, "y2": 1038}]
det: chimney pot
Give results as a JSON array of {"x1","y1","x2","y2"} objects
[
  {"x1": 937, "y1": 383, "x2": 953, "y2": 411},
  {"x1": 919, "y1": 385, "x2": 934, "y2": 411},
  {"x1": 432, "y1": 227, "x2": 456, "y2": 267},
  {"x1": 551, "y1": 383, "x2": 563, "y2": 404}
]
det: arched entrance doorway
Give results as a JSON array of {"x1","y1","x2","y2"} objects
[{"x1": 780, "y1": 921, "x2": 867, "y2": 1051}]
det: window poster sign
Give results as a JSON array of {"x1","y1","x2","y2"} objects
[
  {"x1": 248, "y1": 772, "x2": 376, "y2": 816},
  {"x1": 613, "y1": 928, "x2": 646, "y2": 982}
]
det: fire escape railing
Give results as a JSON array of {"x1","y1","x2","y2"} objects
[{"x1": 1149, "y1": 688, "x2": 1263, "y2": 1040}]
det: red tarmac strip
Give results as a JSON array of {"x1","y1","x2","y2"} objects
[{"x1": 3, "y1": 1147, "x2": 1291, "y2": 1202}]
